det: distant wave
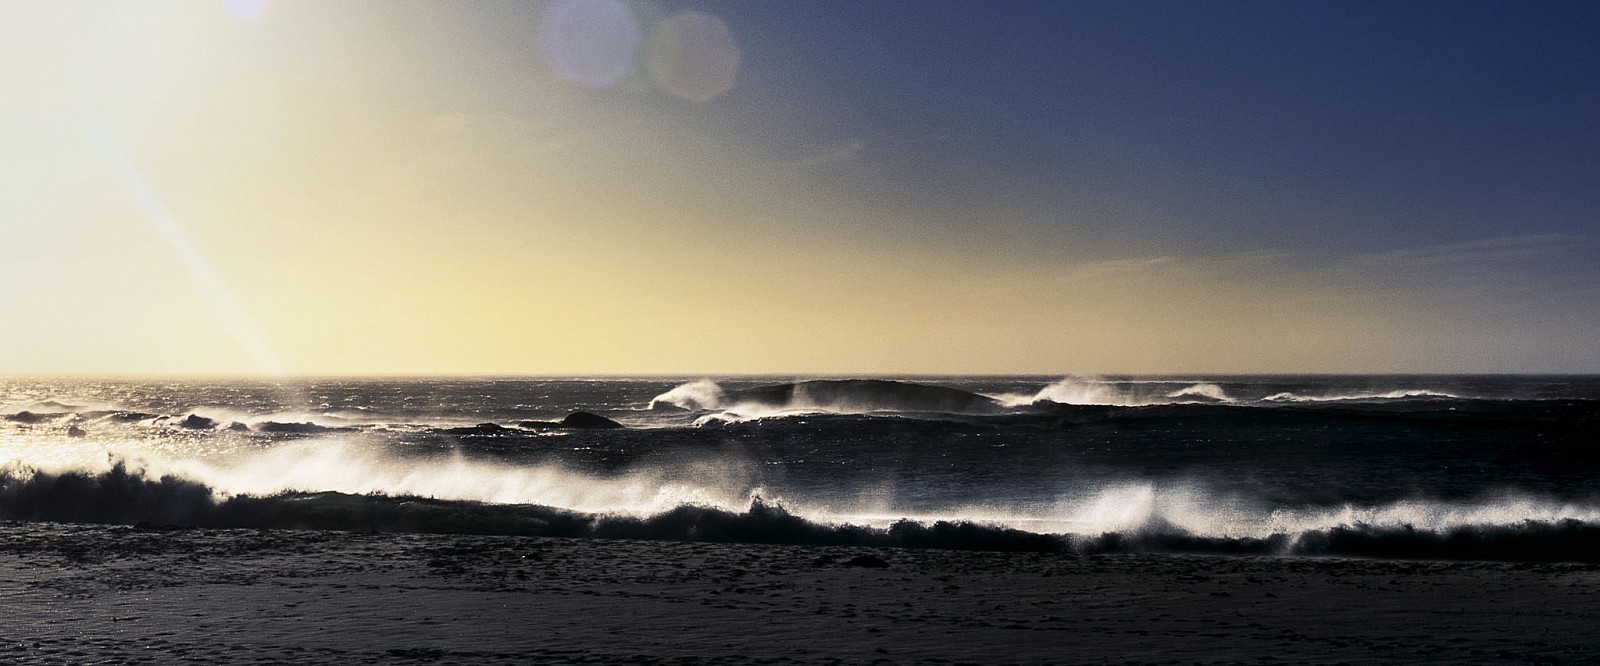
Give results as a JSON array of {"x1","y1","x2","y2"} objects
[
  {"x1": 4, "y1": 459, "x2": 1600, "y2": 562},
  {"x1": 2, "y1": 406, "x2": 537, "y2": 435},
  {"x1": 1166, "y1": 383, "x2": 1232, "y2": 402},
  {"x1": 0, "y1": 379, "x2": 1520, "y2": 435},
  {"x1": 648, "y1": 380, "x2": 727, "y2": 412},
  {"x1": 995, "y1": 377, "x2": 1236, "y2": 407},
  {"x1": 1263, "y1": 389, "x2": 1463, "y2": 403},
  {"x1": 650, "y1": 379, "x2": 1007, "y2": 417},
  {"x1": 647, "y1": 378, "x2": 1246, "y2": 422},
  {"x1": 3, "y1": 384, "x2": 1583, "y2": 439},
  {"x1": 0, "y1": 398, "x2": 122, "y2": 415}
]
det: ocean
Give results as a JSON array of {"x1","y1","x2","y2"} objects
[{"x1": 3, "y1": 375, "x2": 1598, "y2": 561}]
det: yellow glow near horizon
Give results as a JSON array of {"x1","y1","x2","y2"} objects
[{"x1": 1, "y1": 2, "x2": 1586, "y2": 376}]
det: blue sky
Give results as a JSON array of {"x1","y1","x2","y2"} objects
[{"x1": 707, "y1": 1, "x2": 1600, "y2": 254}]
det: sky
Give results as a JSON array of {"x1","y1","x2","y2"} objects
[{"x1": 2, "y1": 0, "x2": 1597, "y2": 375}]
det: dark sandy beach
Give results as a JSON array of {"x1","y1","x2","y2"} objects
[{"x1": 2, "y1": 522, "x2": 1594, "y2": 665}]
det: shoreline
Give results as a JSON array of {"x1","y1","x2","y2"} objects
[{"x1": 3, "y1": 521, "x2": 1595, "y2": 664}]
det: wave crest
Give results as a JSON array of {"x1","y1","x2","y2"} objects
[
  {"x1": 647, "y1": 380, "x2": 727, "y2": 411},
  {"x1": 1264, "y1": 389, "x2": 1462, "y2": 403},
  {"x1": 1166, "y1": 383, "x2": 1231, "y2": 402},
  {"x1": 650, "y1": 379, "x2": 1004, "y2": 417},
  {"x1": 1000, "y1": 377, "x2": 1233, "y2": 407},
  {"x1": 5, "y1": 461, "x2": 1600, "y2": 561}
]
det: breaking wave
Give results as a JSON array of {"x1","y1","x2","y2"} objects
[
  {"x1": 1263, "y1": 389, "x2": 1463, "y2": 403},
  {"x1": 996, "y1": 377, "x2": 1234, "y2": 407},
  {"x1": 1166, "y1": 383, "x2": 1231, "y2": 402},
  {"x1": 4, "y1": 455, "x2": 1600, "y2": 562},
  {"x1": 6, "y1": 375, "x2": 1596, "y2": 562},
  {"x1": 1, "y1": 378, "x2": 1515, "y2": 434},
  {"x1": 647, "y1": 380, "x2": 727, "y2": 412},
  {"x1": 649, "y1": 378, "x2": 1245, "y2": 420},
  {"x1": 650, "y1": 379, "x2": 1006, "y2": 417}
]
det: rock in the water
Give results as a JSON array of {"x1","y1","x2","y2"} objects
[
  {"x1": 179, "y1": 414, "x2": 216, "y2": 429},
  {"x1": 82, "y1": 411, "x2": 158, "y2": 423},
  {"x1": 519, "y1": 412, "x2": 625, "y2": 430},
  {"x1": 441, "y1": 423, "x2": 512, "y2": 436},
  {"x1": 256, "y1": 421, "x2": 333, "y2": 434},
  {"x1": 559, "y1": 412, "x2": 624, "y2": 429},
  {"x1": 116, "y1": 411, "x2": 158, "y2": 422},
  {"x1": 66, "y1": 425, "x2": 88, "y2": 438},
  {"x1": 5, "y1": 411, "x2": 48, "y2": 424}
]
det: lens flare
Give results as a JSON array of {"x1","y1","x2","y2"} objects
[
  {"x1": 224, "y1": 0, "x2": 269, "y2": 21},
  {"x1": 537, "y1": 0, "x2": 642, "y2": 89},
  {"x1": 83, "y1": 120, "x2": 287, "y2": 376},
  {"x1": 646, "y1": 11, "x2": 740, "y2": 103}
]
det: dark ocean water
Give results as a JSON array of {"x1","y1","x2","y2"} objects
[{"x1": 3, "y1": 375, "x2": 1599, "y2": 561}]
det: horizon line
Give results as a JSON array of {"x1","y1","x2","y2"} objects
[{"x1": 5, "y1": 371, "x2": 1598, "y2": 380}]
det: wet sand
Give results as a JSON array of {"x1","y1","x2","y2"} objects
[{"x1": 1, "y1": 521, "x2": 1596, "y2": 664}]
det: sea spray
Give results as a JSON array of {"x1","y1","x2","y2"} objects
[
  {"x1": 5, "y1": 462, "x2": 1600, "y2": 560},
  {"x1": 3, "y1": 374, "x2": 1597, "y2": 560}
]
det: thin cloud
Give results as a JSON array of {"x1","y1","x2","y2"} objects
[
  {"x1": 785, "y1": 138, "x2": 864, "y2": 167},
  {"x1": 1060, "y1": 256, "x2": 1177, "y2": 282},
  {"x1": 1350, "y1": 233, "x2": 1586, "y2": 268},
  {"x1": 1058, "y1": 251, "x2": 1292, "y2": 284}
]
